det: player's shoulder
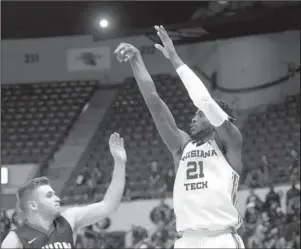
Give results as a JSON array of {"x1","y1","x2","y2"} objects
[
  {"x1": 53, "y1": 214, "x2": 76, "y2": 235},
  {"x1": 173, "y1": 129, "x2": 191, "y2": 171},
  {"x1": 1, "y1": 230, "x2": 23, "y2": 249},
  {"x1": 215, "y1": 135, "x2": 243, "y2": 175},
  {"x1": 177, "y1": 129, "x2": 191, "y2": 151},
  {"x1": 55, "y1": 214, "x2": 69, "y2": 225},
  {"x1": 61, "y1": 209, "x2": 78, "y2": 231}
]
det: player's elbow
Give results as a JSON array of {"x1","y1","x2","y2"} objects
[{"x1": 102, "y1": 200, "x2": 120, "y2": 214}]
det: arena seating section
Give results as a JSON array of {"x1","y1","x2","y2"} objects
[
  {"x1": 241, "y1": 93, "x2": 300, "y2": 183},
  {"x1": 1, "y1": 81, "x2": 97, "y2": 165},
  {"x1": 61, "y1": 73, "x2": 300, "y2": 205},
  {"x1": 1, "y1": 77, "x2": 299, "y2": 205},
  {"x1": 61, "y1": 74, "x2": 195, "y2": 204}
]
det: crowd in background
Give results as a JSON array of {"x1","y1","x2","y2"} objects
[
  {"x1": 2, "y1": 181, "x2": 300, "y2": 249},
  {"x1": 1, "y1": 151, "x2": 300, "y2": 248},
  {"x1": 244, "y1": 149, "x2": 300, "y2": 188},
  {"x1": 241, "y1": 181, "x2": 300, "y2": 249},
  {"x1": 123, "y1": 180, "x2": 300, "y2": 249}
]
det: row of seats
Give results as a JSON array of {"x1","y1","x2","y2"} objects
[
  {"x1": 1, "y1": 81, "x2": 98, "y2": 164},
  {"x1": 61, "y1": 75, "x2": 187, "y2": 203}
]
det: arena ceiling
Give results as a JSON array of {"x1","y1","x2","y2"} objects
[{"x1": 2, "y1": 1, "x2": 301, "y2": 44}]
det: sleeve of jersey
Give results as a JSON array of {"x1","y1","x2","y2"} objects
[{"x1": 176, "y1": 64, "x2": 229, "y2": 127}]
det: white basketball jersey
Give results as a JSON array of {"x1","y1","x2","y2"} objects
[{"x1": 173, "y1": 140, "x2": 243, "y2": 232}]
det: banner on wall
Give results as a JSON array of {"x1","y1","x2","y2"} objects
[
  {"x1": 67, "y1": 46, "x2": 111, "y2": 71},
  {"x1": 1, "y1": 164, "x2": 38, "y2": 194}
]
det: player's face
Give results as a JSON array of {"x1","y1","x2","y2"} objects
[
  {"x1": 190, "y1": 110, "x2": 211, "y2": 137},
  {"x1": 34, "y1": 185, "x2": 61, "y2": 217}
]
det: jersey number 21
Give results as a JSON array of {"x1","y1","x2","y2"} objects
[{"x1": 186, "y1": 161, "x2": 204, "y2": 180}]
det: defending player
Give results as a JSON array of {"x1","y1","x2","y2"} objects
[
  {"x1": 115, "y1": 25, "x2": 244, "y2": 248},
  {"x1": 1, "y1": 132, "x2": 127, "y2": 249}
]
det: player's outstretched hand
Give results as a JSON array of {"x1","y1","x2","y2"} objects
[
  {"x1": 154, "y1": 25, "x2": 176, "y2": 60},
  {"x1": 109, "y1": 132, "x2": 127, "y2": 164},
  {"x1": 114, "y1": 43, "x2": 140, "y2": 62}
]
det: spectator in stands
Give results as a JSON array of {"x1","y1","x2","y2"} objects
[
  {"x1": 149, "y1": 161, "x2": 163, "y2": 197},
  {"x1": 244, "y1": 154, "x2": 271, "y2": 188},
  {"x1": 76, "y1": 165, "x2": 90, "y2": 186},
  {"x1": 245, "y1": 167, "x2": 265, "y2": 188},
  {"x1": 91, "y1": 164, "x2": 104, "y2": 185},
  {"x1": 81, "y1": 217, "x2": 112, "y2": 248},
  {"x1": 264, "y1": 184, "x2": 281, "y2": 211},
  {"x1": 84, "y1": 225, "x2": 97, "y2": 248},
  {"x1": 123, "y1": 175, "x2": 132, "y2": 201},
  {"x1": 86, "y1": 178, "x2": 95, "y2": 201},
  {"x1": 151, "y1": 223, "x2": 169, "y2": 247},
  {"x1": 260, "y1": 154, "x2": 270, "y2": 184},
  {"x1": 150, "y1": 198, "x2": 172, "y2": 225},
  {"x1": 135, "y1": 237, "x2": 151, "y2": 249},
  {"x1": 285, "y1": 215, "x2": 300, "y2": 248},
  {"x1": 132, "y1": 226, "x2": 148, "y2": 246},
  {"x1": 286, "y1": 180, "x2": 300, "y2": 222},
  {"x1": 268, "y1": 202, "x2": 284, "y2": 229},
  {"x1": 265, "y1": 226, "x2": 287, "y2": 249},
  {"x1": 95, "y1": 217, "x2": 111, "y2": 231},
  {"x1": 163, "y1": 168, "x2": 175, "y2": 193},
  {"x1": 247, "y1": 222, "x2": 267, "y2": 248},
  {"x1": 149, "y1": 161, "x2": 160, "y2": 184},
  {"x1": 288, "y1": 149, "x2": 300, "y2": 181},
  {"x1": 1, "y1": 209, "x2": 10, "y2": 242},
  {"x1": 246, "y1": 188, "x2": 263, "y2": 210},
  {"x1": 244, "y1": 202, "x2": 261, "y2": 235},
  {"x1": 290, "y1": 149, "x2": 299, "y2": 162}
]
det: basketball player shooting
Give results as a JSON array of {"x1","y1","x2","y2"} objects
[
  {"x1": 115, "y1": 25, "x2": 245, "y2": 248},
  {"x1": 1, "y1": 132, "x2": 127, "y2": 249}
]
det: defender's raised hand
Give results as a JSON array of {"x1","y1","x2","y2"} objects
[
  {"x1": 114, "y1": 43, "x2": 140, "y2": 62},
  {"x1": 109, "y1": 132, "x2": 127, "y2": 164},
  {"x1": 154, "y1": 25, "x2": 176, "y2": 60}
]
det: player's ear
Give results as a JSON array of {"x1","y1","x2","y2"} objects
[{"x1": 28, "y1": 201, "x2": 38, "y2": 211}]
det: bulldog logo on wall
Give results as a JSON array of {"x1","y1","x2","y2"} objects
[
  {"x1": 67, "y1": 46, "x2": 111, "y2": 71},
  {"x1": 78, "y1": 52, "x2": 102, "y2": 66}
]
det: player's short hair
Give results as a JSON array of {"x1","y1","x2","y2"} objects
[
  {"x1": 17, "y1": 177, "x2": 50, "y2": 213},
  {"x1": 213, "y1": 98, "x2": 236, "y2": 123}
]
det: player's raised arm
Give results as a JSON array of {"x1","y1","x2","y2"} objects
[
  {"x1": 114, "y1": 43, "x2": 189, "y2": 156},
  {"x1": 61, "y1": 133, "x2": 126, "y2": 229},
  {"x1": 154, "y1": 25, "x2": 243, "y2": 151}
]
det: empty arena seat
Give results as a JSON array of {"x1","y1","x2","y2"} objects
[{"x1": 1, "y1": 81, "x2": 97, "y2": 165}]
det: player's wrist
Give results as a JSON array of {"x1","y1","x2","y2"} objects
[
  {"x1": 168, "y1": 49, "x2": 177, "y2": 58},
  {"x1": 130, "y1": 50, "x2": 142, "y2": 61},
  {"x1": 169, "y1": 52, "x2": 184, "y2": 69}
]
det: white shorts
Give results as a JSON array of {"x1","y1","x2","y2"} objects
[{"x1": 174, "y1": 229, "x2": 245, "y2": 249}]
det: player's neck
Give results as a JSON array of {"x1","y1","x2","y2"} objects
[
  {"x1": 27, "y1": 213, "x2": 54, "y2": 231},
  {"x1": 195, "y1": 129, "x2": 215, "y2": 144}
]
